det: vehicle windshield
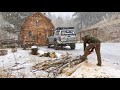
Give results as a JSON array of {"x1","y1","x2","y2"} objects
[{"x1": 61, "y1": 30, "x2": 76, "y2": 36}]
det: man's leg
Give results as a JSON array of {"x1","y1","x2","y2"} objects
[{"x1": 95, "y1": 43, "x2": 101, "y2": 66}]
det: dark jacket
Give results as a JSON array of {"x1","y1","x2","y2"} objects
[{"x1": 82, "y1": 35, "x2": 101, "y2": 51}]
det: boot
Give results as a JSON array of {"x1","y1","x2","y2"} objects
[
  {"x1": 97, "y1": 59, "x2": 101, "y2": 66},
  {"x1": 97, "y1": 63, "x2": 101, "y2": 66}
]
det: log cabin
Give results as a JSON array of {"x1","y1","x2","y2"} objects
[{"x1": 20, "y1": 12, "x2": 54, "y2": 46}]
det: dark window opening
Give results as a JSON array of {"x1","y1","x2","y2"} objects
[
  {"x1": 61, "y1": 30, "x2": 76, "y2": 36},
  {"x1": 28, "y1": 31, "x2": 32, "y2": 37}
]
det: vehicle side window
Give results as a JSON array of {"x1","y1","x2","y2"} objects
[
  {"x1": 61, "y1": 30, "x2": 76, "y2": 35},
  {"x1": 61, "y1": 31, "x2": 66, "y2": 35}
]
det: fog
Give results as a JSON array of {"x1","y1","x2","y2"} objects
[{"x1": 51, "y1": 12, "x2": 74, "y2": 18}]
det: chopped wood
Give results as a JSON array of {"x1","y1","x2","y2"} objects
[
  {"x1": 65, "y1": 62, "x2": 85, "y2": 76},
  {"x1": 49, "y1": 52, "x2": 57, "y2": 58},
  {"x1": 40, "y1": 52, "x2": 57, "y2": 58}
]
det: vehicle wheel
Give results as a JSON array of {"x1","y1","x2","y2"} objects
[
  {"x1": 23, "y1": 45, "x2": 26, "y2": 50},
  {"x1": 54, "y1": 41, "x2": 58, "y2": 50},
  {"x1": 48, "y1": 44, "x2": 51, "y2": 48},
  {"x1": 70, "y1": 43, "x2": 75, "y2": 50},
  {"x1": 47, "y1": 39, "x2": 51, "y2": 48}
]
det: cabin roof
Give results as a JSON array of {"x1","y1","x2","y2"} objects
[
  {"x1": 28, "y1": 12, "x2": 51, "y2": 22},
  {"x1": 21, "y1": 12, "x2": 54, "y2": 29}
]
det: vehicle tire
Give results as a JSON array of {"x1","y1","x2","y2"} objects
[
  {"x1": 54, "y1": 40, "x2": 58, "y2": 50},
  {"x1": 70, "y1": 43, "x2": 75, "y2": 50},
  {"x1": 48, "y1": 44, "x2": 51, "y2": 48},
  {"x1": 23, "y1": 45, "x2": 26, "y2": 50},
  {"x1": 47, "y1": 39, "x2": 51, "y2": 48}
]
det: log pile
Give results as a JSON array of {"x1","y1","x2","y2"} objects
[
  {"x1": 0, "y1": 49, "x2": 7, "y2": 56},
  {"x1": 32, "y1": 54, "x2": 84, "y2": 78}
]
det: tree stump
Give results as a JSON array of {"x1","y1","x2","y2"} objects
[
  {"x1": 11, "y1": 48, "x2": 17, "y2": 53},
  {"x1": 0, "y1": 49, "x2": 7, "y2": 56},
  {"x1": 31, "y1": 46, "x2": 38, "y2": 55}
]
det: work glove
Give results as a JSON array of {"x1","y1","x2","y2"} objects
[
  {"x1": 89, "y1": 47, "x2": 95, "y2": 52},
  {"x1": 87, "y1": 51, "x2": 92, "y2": 55}
]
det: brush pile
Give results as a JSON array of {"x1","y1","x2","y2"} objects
[{"x1": 32, "y1": 53, "x2": 84, "y2": 78}]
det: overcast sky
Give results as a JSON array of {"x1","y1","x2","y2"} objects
[{"x1": 51, "y1": 12, "x2": 75, "y2": 18}]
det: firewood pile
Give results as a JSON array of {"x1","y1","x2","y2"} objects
[{"x1": 32, "y1": 54, "x2": 84, "y2": 78}]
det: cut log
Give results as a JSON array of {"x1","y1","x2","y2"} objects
[
  {"x1": 44, "y1": 52, "x2": 49, "y2": 57},
  {"x1": 0, "y1": 49, "x2": 7, "y2": 56},
  {"x1": 49, "y1": 52, "x2": 57, "y2": 58},
  {"x1": 11, "y1": 48, "x2": 17, "y2": 53},
  {"x1": 62, "y1": 67, "x2": 69, "y2": 73},
  {"x1": 65, "y1": 61, "x2": 85, "y2": 76},
  {"x1": 31, "y1": 48, "x2": 38, "y2": 55},
  {"x1": 58, "y1": 63, "x2": 70, "y2": 74}
]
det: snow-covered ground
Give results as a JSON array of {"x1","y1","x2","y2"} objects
[{"x1": 0, "y1": 43, "x2": 120, "y2": 78}]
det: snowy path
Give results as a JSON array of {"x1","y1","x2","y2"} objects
[{"x1": 101, "y1": 43, "x2": 120, "y2": 69}]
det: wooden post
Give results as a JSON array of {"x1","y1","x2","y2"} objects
[
  {"x1": 83, "y1": 32, "x2": 85, "y2": 37},
  {"x1": 80, "y1": 32, "x2": 81, "y2": 42}
]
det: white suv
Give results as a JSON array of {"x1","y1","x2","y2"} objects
[{"x1": 47, "y1": 27, "x2": 77, "y2": 50}]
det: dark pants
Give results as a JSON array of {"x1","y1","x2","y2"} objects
[{"x1": 83, "y1": 43, "x2": 101, "y2": 65}]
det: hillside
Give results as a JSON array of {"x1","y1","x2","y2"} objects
[{"x1": 87, "y1": 15, "x2": 120, "y2": 42}]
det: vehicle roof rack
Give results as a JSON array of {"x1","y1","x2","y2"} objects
[{"x1": 55, "y1": 27, "x2": 74, "y2": 30}]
